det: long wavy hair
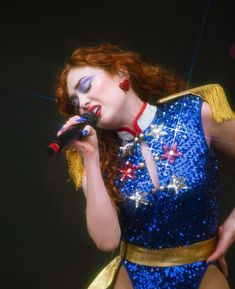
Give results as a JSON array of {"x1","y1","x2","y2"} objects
[{"x1": 55, "y1": 42, "x2": 185, "y2": 205}]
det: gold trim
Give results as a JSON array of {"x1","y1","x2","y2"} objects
[
  {"x1": 124, "y1": 237, "x2": 217, "y2": 267},
  {"x1": 87, "y1": 255, "x2": 122, "y2": 289},
  {"x1": 87, "y1": 237, "x2": 217, "y2": 288},
  {"x1": 157, "y1": 84, "x2": 235, "y2": 123},
  {"x1": 157, "y1": 84, "x2": 219, "y2": 103}
]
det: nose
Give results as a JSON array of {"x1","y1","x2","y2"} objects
[{"x1": 78, "y1": 93, "x2": 91, "y2": 113}]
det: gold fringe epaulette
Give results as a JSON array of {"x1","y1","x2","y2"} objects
[
  {"x1": 65, "y1": 149, "x2": 84, "y2": 189},
  {"x1": 158, "y1": 84, "x2": 235, "y2": 123}
]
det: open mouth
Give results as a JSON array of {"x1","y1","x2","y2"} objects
[{"x1": 90, "y1": 105, "x2": 101, "y2": 116}]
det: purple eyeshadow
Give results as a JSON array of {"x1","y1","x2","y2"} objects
[{"x1": 79, "y1": 76, "x2": 93, "y2": 92}]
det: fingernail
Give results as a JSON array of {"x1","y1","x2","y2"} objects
[
  {"x1": 76, "y1": 117, "x2": 86, "y2": 123},
  {"x1": 82, "y1": 129, "x2": 88, "y2": 137}
]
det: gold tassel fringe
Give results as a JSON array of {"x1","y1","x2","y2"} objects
[
  {"x1": 158, "y1": 84, "x2": 235, "y2": 123},
  {"x1": 65, "y1": 149, "x2": 84, "y2": 189}
]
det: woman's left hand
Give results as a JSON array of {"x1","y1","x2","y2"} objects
[{"x1": 207, "y1": 209, "x2": 235, "y2": 277}]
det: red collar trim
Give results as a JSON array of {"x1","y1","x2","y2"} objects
[{"x1": 116, "y1": 102, "x2": 147, "y2": 136}]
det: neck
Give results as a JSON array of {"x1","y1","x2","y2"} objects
[
  {"x1": 117, "y1": 91, "x2": 144, "y2": 127},
  {"x1": 116, "y1": 101, "x2": 157, "y2": 141},
  {"x1": 116, "y1": 101, "x2": 147, "y2": 135}
]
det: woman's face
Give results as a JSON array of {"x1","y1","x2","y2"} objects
[{"x1": 67, "y1": 66, "x2": 128, "y2": 129}]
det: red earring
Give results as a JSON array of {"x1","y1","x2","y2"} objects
[{"x1": 119, "y1": 78, "x2": 130, "y2": 91}]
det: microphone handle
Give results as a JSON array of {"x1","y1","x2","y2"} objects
[
  {"x1": 47, "y1": 122, "x2": 87, "y2": 155},
  {"x1": 47, "y1": 112, "x2": 98, "y2": 156}
]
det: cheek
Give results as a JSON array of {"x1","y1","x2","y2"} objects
[
  {"x1": 94, "y1": 76, "x2": 118, "y2": 95},
  {"x1": 94, "y1": 77, "x2": 109, "y2": 92},
  {"x1": 94, "y1": 78, "x2": 125, "y2": 111}
]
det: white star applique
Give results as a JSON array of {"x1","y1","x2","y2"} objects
[
  {"x1": 166, "y1": 174, "x2": 188, "y2": 194},
  {"x1": 129, "y1": 189, "x2": 149, "y2": 208},
  {"x1": 119, "y1": 142, "x2": 135, "y2": 157},
  {"x1": 147, "y1": 123, "x2": 167, "y2": 139}
]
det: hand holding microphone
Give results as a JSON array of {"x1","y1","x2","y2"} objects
[{"x1": 47, "y1": 112, "x2": 98, "y2": 156}]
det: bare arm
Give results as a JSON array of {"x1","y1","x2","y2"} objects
[
  {"x1": 202, "y1": 101, "x2": 235, "y2": 157},
  {"x1": 207, "y1": 208, "x2": 235, "y2": 277},
  {"x1": 58, "y1": 117, "x2": 121, "y2": 252},
  {"x1": 83, "y1": 150, "x2": 121, "y2": 252},
  {"x1": 202, "y1": 102, "x2": 235, "y2": 276}
]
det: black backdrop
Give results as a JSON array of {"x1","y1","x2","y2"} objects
[{"x1": 1, "y1": 1, "x2": 235, "y2": 288}]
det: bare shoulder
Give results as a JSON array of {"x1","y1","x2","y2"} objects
[
  {"x1": 201, "y1": 101, "x2": 214, "y2": 123},
  {"x1": 201, "y1": 101, "x2": 214, "y2": 146},
  {"x1": 201, "y1": 101, "x2": 235, "y2": 157}
]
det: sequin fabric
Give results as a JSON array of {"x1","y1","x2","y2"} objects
[{"x1": 115, "y1": 94, "x2": 220, "y2": 289}]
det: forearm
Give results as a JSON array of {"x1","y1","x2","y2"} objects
[
  {"x1": 84, "y1": 154, "x2": 121, "y2": 252},
  {"x1": 223, "y1": 208, "x2": 235, "y2": 235}
]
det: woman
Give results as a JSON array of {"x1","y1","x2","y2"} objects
[{"x1": 55, "y1": 43, "x2": 235, "y2": 289}]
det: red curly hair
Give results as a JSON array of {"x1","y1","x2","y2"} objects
[{"x1": 55, "y1": 42, "x2": 185, "y2": 205}]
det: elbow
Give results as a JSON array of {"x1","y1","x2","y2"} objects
[
  {"x1": 95, "y1": 238, "x2": 120, "y2": 252},
  {"x1": 94, "y1": 235, "x2": 120, "y2": 252},
  {"x1": 87, "y1": 218, "x2": 121, "y2": 252}
]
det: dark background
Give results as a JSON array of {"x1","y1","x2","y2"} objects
[{"x1": 1, "y1": 0, "x2": 235, "y2": 288}]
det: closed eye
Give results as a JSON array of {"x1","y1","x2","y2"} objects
[
  {"x1": 82, "y1": 81, "x2": 92, "y2": 93},
  {"x1": 76, "y1": 76, "x2": 93, "y2": 93}
]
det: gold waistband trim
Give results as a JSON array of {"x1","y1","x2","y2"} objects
[
  {"x1": 87, "y1": 237, "x2": 217, "y2": 289},
  {"x1": 122, "y1": 236, "x2": 217, "y2": 267}
]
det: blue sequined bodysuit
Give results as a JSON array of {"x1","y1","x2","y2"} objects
[{"x1": 115, "y1": 94, "x2": 220, "y2": 289}]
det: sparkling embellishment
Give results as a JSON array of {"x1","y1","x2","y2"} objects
[
  {"x1": 129, "y1": 189, "x2": 149, "y2": 208},
  {"x1": 153, "y1": 153, "x2": 160, "y2": 161},
  {"x1": 147, "y1": 123, "x2": 167, "y2": 139},
  {"x1": 133, "y1": 133, "x2": 145, "y2": 143},
  {"x1": 161, "y1": 143, "x2": 182, "y2": 164},
  {"x1": 115, "y1": 95, "x2": 220, "y2": 287},
  {"x1": 119, "y1": 142, "x2": 134, "y2": 157},
  {"x1": 139, "y1": 162, "x2": 145, "y2": 169},
  {"x1": 166, "y1": 174, "x2": 188, "y2": 194},
  {"x1": 118, "y1": 161, "x2": 139, "y2": 181},
  {"x1": 138, "y1": 133, "x2": 144, "y2": 140}
]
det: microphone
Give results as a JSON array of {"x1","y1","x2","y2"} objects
[{"x1": 47, "y1": 112, "x2": 98, "y2": 155}]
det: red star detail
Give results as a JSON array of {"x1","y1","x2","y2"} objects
[
  {"x1": 161, "y1": 143, "x2": 182, "y2": 164},
  {"x1": 118, "y1": 161, "x2": 139, "y2": 181}
]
